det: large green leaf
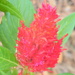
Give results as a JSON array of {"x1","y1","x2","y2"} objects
[
  {"x1": 0, "y1": 0, "x2": 22, "y2": 19},
  {"x1": 57, "y1": 13, "x2": 75, "y2": 44},
  {"x1": 12, "y1": 69, "x2": 18, "y2": 75},
  {"x1": 8, "y1": 0, "x2": 35, "y2": 26},
  {"x1": 0, "y1": 46, "x2": 18, "y2": 70},
  {"x1": 58, "y1": 73, "x2": 74, "y2": 75},
  {"x1": 0, "y1": 14, "x2": 19, "y2": 53},
  {"x1": 0, "y1": 0, "x2": 35, "y2": 53}
]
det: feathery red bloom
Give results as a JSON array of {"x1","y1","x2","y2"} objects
[{"x1": 16, "y1": 3, "x2": 66, "y2": 72}]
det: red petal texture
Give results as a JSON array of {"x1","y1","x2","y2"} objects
[{"x1": 16, "y1": 3, "x2": 66, "y2": 72}]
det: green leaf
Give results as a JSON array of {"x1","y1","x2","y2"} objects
[
  {"x1": 0, "y1": 68, "x2": 18, "y2": 75},
  {"x1": 0, "y1": 46, "x2": 18, "y2": 70},
  {"x1": 57, "y1": 13, "x2": 75, "y2": 44},
  {"x1": 0, "y1": 71, "x2": 6, "y2": 75},
  {"x1": 12, "y1": 68, "x2": 18, "y2": 75},
  {"x1": 0, "y1": 0, "x2": 23, "y2": 19},
  {"x1": 0, "y1": 69, "x2": 11, "y2": 75},
  {"x1": 0, "y1": 0, "x2": 35, "y2": 52},
  {"x1": 0, "y1": 70, "x2": 11, "y2": 75},
  {"x1": 58, "y1": 73, "x2": 74, "y2": 75}
]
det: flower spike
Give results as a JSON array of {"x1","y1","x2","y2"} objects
[{"x1": 16, "y1": 3, "x2": 67, "y2": 72}]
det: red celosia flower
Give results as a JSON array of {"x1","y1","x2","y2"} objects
[{"x1": 16, "y1": 3, "x2": 66, "y2": 72}]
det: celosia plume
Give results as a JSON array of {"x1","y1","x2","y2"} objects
[{"x1": 16, "y1": 3, "x2": 66, "y2": 72}]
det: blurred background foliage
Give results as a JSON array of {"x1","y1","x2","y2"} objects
[{"x1": 0, "y1": 0, "x2": 75, "y2": 75}]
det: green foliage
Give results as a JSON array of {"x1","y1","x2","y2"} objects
[
  {"x1": 12, "y1": 69, "x2": 18, "y2": 75},
  {"x1": 58, "y1": 73, "x2": 74, "y2": 75},
  {"x1": 8, "y1": 0, "x2": 35, "y2": 26},
  {"x1": 0, "y1": 69, "x2": 18, "y2": 75},
  {"x1": 0, "y1": 0, "x2": 22, "y2": 19},
  {"x1": 0, "y1": 0, "x2": 35, "y2": 53},
  {"x1": 57, "y1": 13, "x2": 75, "y2": 45},
  {"x1": 0, "y1": 14, "x2": 19, "y2": 53},
  {"x1": 0, "y1": 46, "x2": 18, "y2": 70}
]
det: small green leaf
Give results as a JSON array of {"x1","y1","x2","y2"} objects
[
  {"x1": 0, "y1": 0, "x2": 23, "y2": 19},
  {"x1": 0, "y1": 69, "x2": 10, "y2": 75},
  {"x1": 57, "y1": 13, "x2": 75, "y2": 44},
  {"x1": 8, "y1": 0, "x2": 36, "y2": 26},
  {"x1": 0, "y1": 70, "x2": 12, "y2": 75},
  {"x1": 58, "y1": 73, "x2": 74, "y2": 75},
  {"x1": 0, "y1": 46, "x2": 18, "y2": 70}
]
